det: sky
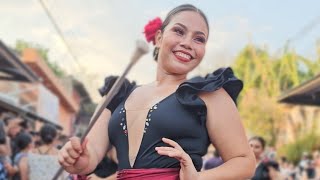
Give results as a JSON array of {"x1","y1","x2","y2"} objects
[{"x1": 1, "y1": 0, "x2": 319, "y2": 102}]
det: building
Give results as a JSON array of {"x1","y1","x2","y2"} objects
[
  {"x1": 21, "y1": 48, "x2": 81, "y2": 135},
  {"x1": 279, "y1": 74, "x2": 320, "y2": 142},
  {"x1": 0, "y1": 40, "x2": 62, "y2": 130}
]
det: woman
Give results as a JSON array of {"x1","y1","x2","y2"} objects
[
  {"x1": 32, "y1": 124, "x2": 59, "y2": 156},
  {"x1": 29, "y1": 124, "x2": 64, "y2": 180},
  {"x1": 249, "y1": 136, "x2": 283, "y2": 180},
  {"x1": 12, "y1": 132, "x2": 32, "y2": 180},
  {"x1": 58, "y1": 4, "x2": 255, "y2": 179}
]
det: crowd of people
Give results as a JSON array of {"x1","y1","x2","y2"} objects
[
  {"x1": 202, "y1": 136, "x2": 320, "y2": 180},
  {"x1": 0, "y1": 115, "x2": 67, "y2": 180}
]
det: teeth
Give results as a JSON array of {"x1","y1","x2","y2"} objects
[{"x1": 175, "y1": 52, "x2": 191, "y2": 60}]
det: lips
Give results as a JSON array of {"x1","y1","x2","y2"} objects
[{"x1": 173, "y1": 50, "x2": 194, "y2": 62}]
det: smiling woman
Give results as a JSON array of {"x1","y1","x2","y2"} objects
[{"x1": 58, "y1": 4, "x2": 256, "y2": 180}]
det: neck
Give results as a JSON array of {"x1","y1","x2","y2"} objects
[
  {"x1": 41, "y1": 143, "x2": 54, "y2": 148},
  {"x1": 156, "y1": 68, "x2": 187, "y2": 87}
]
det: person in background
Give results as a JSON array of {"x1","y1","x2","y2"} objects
[
  {"x1": 12, "y1": 132, "x2": 33, "y2": 180},
  {"x1": 0, "y1": 120, "x2": 9, "y2": 179},
  {"x1": 249, "y1": 136, "x2": 283, "y2": 180},
  {"x1": 3, "y1": 116, "x2": 24, "y2": 162},
  {"x1": 33, "y1": 124, "x2": 58, "y2": 155},
  {"x1": 28, "y1": 124, "x2": 65, "y2": 180},
  {"x1": 203, "y1": 150, "x2": 223, "y2": 170}
]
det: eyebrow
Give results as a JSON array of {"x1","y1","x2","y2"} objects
[{"x1": 174, "y1": 23, "x2": 207, "y2": 37}]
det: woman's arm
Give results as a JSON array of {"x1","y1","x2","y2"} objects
[
  {"x1": 83, "y1": 108, "x2": 112, "y2": 174},
  {"x1": 18, "y1": 156, "x2": 29, "y2": 180},
  {"x1": 198, "y1": 88, "x2": 256, "y2": 179},
  {"x1": 59, "y1": 108, "x2": 112, "y2": 175}
]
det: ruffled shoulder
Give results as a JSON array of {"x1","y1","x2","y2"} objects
[
  {"x1": 175, "y1": 67, "x2": 243, "y2": 122},
  {"x1": 98, "y1": 76, "x2": 136, "y2": 113}
]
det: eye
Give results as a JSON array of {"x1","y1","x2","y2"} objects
[
  {"x1": 194, "y1": 36, "x2": 206, "y2": 44},
  {"x1": 173, "y1": 27, "x2": 184, "y2": 36}
]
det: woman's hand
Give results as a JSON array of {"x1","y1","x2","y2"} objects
[
  {"x1": 155, "y1": 138, "x2": 199, "y2": 180},
  {"x1": 58, "y1": 137, "x2": 90, "y2": 174}
]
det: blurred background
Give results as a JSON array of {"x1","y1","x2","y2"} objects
[{"x1": 0, "y1": 0, "x2": 320, "y2": 179}]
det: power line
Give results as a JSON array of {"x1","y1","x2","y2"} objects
[
  {"x1": 275, "y1": 15, "x2": 320, "y2": 56},
  {"x1": 287, "y1": 16, "x2": 320, "y2": 45},
  {"x1": 37, "y1": 0, "x2": 83, "y2": 70}
]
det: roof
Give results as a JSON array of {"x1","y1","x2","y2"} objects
[
  {"x1": 0, "y1": 96, "x2": 62, "y2": 130},
  {"x1": 278, "y1": 74, "x2": 320, "y2": 106},
  {"x1": 0, "y1": 40, "x2": 39, "y2": 82},
  {"x1": 22, "y1": 48, "x2": 79, "y2": 112}
]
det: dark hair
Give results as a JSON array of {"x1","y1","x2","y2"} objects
[
  {"x1": 19, "y1": 120, "x2": 29, "y2": 129},
  {"x1": 249, "y1": 136, "x2": 266, "y2": 150},
  {"x1": 3, "y1": 116, "x2": 16, "y2": 126},
  {"x1": 16, "y1": 132, "x2": 32, "y2": 150},
  {"x1": 0, "y1": 121, "x2": 6, "y2": 144},
  {"x1": 40, "y1": 124, "x2": 57, "y2": 144},
  {"x1": 154, "y1": 4, "x2": 209, "y2": 60}
]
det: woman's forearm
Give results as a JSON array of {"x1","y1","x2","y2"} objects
[{"x1": 199, "y1": 155, "x2": 256, "y2": 180}]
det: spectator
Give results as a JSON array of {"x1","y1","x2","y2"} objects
[
  {"x1": 203, "y1": 150, "x2": 223, "y2": 170},
  {"x1": 249, "y1": 136, "x2": 282, "y2": 180},
  {"x1": 12, "y1": 132, "x2": 33, "y2": 180},
  {"x1": 29, "y1": 124, "x2": 66, "y2": 180}
]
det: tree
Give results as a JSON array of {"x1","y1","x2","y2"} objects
[
  {"x1": 15, "y1": 40, "x2": 66, "y2": 77},
  {"x1": 231, "y1": 43, "x2": 320, "y2": 146}
]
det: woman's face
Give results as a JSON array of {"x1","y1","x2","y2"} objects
[
  {"x1": 249, "y1": 139, "x2": 264, "y2": 160},
  {"x1": 156, "y1": 11, "x2": 208, "y2": 75}
]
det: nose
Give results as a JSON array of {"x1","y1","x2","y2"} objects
[{"x1": 179, "y1": 36, "x2": 192, "y2": 50}]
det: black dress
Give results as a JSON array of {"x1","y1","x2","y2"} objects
[{"x1": 99, "y1": 67, "x2": 243, "y2": 172}]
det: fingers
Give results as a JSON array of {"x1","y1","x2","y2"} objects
[
  {"x1": 58, "y1": 150, "x2": 74, "y2": 167},
  {"x1": 156, "y1": 138, "x2": 189, "y2": 162},
  {"x1": 161, "y1": 138, "x2": 182, "y2": 150},
  {"x1": 58, "y1": 137, "x2": 86, "y2": 168},
  {"x1": 155, "y1": 146, "x2": 183, "y2": 160},
  {"x1": 70, "y1": 137, "x2": 83, "y2": 153}
]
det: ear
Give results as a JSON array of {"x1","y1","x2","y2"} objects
[{"x1": 154, "y1": 30, "x2": 162, "y2": 48}]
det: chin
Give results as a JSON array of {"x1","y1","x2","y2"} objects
[{"x1": 168, "y1": 66, "x2": 193, "y2": 75}]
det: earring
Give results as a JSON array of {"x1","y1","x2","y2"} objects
[{"x1": 153, "y1": 47, "x2": 159, "y2": 60}]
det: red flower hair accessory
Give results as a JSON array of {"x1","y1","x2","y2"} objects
[{"x1": 143, "y1": 17, "x2": 162, "y2": 45}]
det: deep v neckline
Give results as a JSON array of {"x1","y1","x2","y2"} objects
[{"x1": 122, "y1": 87, "x2": 176, "y2": 168}]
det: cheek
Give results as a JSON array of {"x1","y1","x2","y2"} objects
[{"x1": 195, "y1": 46, "x2": 206, "y2": 60}]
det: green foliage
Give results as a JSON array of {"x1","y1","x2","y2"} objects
[
  {"x1": 15, "y1": 40, "x2": 66, "y2": 77},
  {"x1": 232, "y1": 44, "x2": 320, "y2": 146}
]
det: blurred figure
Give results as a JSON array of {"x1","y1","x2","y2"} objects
[
  {"x1": 299, "y1": 152, "x2": 309, "y2": 176},
  {"x1": 3, "y1": 117, "x2": 23, "y2": 139},
  {"x1": 0, "y1": 120, "x2": 9, "y2": 179},
  {"x1": 305, "y1": 154, "x2": 316, "y2": 179},
  {"x1": 203, "y1": 150, "x2": 223, "y2": 170},
  {"x1": 249, "y1": 136, "x2": 283, "y2": 180},
  {"x1": 34, "y1": 124, "x2": 58, "y2": 155},
  {"x1": 3, "y1": 116, "x2": 24, "y2": 162},
  {"x1": 28, "y1": 124, "x2": 65, "y2": 180},
  {"x1": 12, "y1": 132, "x2": 33, "y2": 180},
  {"x1": 30, "y1": 131, "x2": 41, "y2": 148},
  {"x1": 314, "y1": 151, "x2": 320, "y2": 179},
  {"x1": 279, "y1": 156, "x2": 297, "y2": 180}
]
